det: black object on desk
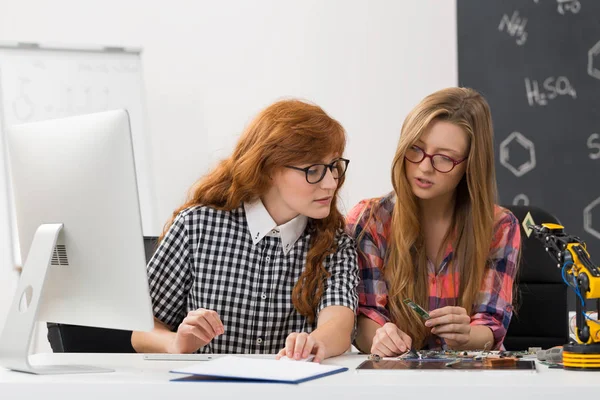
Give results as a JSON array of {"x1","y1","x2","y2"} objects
[{"x1": 356, "y1": 359, "x2": 536, "y2": 371}]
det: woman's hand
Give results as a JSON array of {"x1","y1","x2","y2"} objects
[
  {"x1": 370, "y1": 322, "x2": 413, "y2": 356},
  {"x1": 168, "y1": 308, "x2": 224, "y2": 354},
  {"x1": 276, "y1": 332, "x2": 325, "y2": 363},
  {"x1": 426, "y1": 306, "x2": 471, "y2": 347}
]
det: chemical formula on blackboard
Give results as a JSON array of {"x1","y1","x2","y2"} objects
[{"x1": 524, "y1": 76, "x2": 576, "y2": 107}]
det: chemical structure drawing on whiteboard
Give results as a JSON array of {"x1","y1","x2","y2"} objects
[
  {"x1": 584, "y1": 196, "x2": 600, "y2": 240},
  {"x1": 12, "y1": 78, "x2": 34, "y2": 122},
  {"x1": 588, "y1": 40, "x2": 600, "y2": 80},
  {"x1": 500, "y1": 132, "x2": 536, "y2": 177}
]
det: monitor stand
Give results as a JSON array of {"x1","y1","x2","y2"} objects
[{"x1": 0, "y1": 223, "x2": 113, "y2": 374}]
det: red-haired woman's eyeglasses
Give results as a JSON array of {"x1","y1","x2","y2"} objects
[{"x1": 285, "y1": 158, "x2": 350, "y2": 184}]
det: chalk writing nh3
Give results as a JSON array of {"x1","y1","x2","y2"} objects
[
  {"x1": 498, "y1": 10, "x2": 528, "y2": 46},
  {"x1": 524, "y1": 76, "x2": 576, "y2": 107}
]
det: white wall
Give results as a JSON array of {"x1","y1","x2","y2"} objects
[{"x1": 0, "y1": 0, "x2": 457, "y2": 351}]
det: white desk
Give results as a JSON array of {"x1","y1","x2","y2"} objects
[{"x1": 0, "y1": 353, "x2": 598, "y2": 400}]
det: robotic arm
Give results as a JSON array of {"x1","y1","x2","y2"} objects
[{"x1": 529, "y1": 223, "x2": 600, "y2": 345}]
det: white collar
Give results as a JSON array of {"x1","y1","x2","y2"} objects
[{"x1": 243, "y1": 199, "x2": 308, "y2": 255}]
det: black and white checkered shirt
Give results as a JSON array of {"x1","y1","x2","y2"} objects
[{"x1": 147, "y1": 201, "x2": 359, "y2": 354}]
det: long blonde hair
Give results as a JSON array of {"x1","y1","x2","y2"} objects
[
  {"x1": 386, "y1": 87, "x2": 497, "y2": 348},
  {"x1": 161, "y1": 99, "x2": 347, "y2": 323}
]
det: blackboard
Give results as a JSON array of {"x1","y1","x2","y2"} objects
[{"x1": 457, "y1": 0, "x2": 600, "y2": 287}]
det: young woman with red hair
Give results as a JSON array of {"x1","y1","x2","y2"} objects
[{"x1": 132, "y1": 99, "x2": 358, "y2": 362}]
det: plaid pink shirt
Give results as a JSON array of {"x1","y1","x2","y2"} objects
[{"x1": 346, "y1": 193, "x2": 521, "y2": 350}]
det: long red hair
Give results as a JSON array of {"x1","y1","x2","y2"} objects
[{"x1": 161, "y1": 99, "x2": 347, "y2": 323}]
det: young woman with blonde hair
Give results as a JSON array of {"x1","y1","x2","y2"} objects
[
  {"x1": 132, "y1": 99, "x2": 358, "y2": 362},
  {"x1": 347, "y1": 87, "x2": 520, "y2": 355}
]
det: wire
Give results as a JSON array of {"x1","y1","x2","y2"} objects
[
  {"x1": 562, "y1": 262, "x2": 584, "y2": 305},
  {"x1": 561, "y1": 261, "x2": 600, "y2": 328},
  {"x1": 570, "y1": 312, "x2": 600, "y2": 336}
]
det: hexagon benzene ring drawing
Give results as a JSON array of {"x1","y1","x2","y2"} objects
[
  {"x1": 588, "y1": 40, "x2": 600, "y2": 80},
  {"x1": 500, "y1": 132, "x2": 537, "y2": 177},
  {"x1": 584, "y1": 196, "x2": 600, "y2": 240}
]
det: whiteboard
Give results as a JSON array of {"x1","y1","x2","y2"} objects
[{"x1": 0, "y1": 42, "x2": 158, "y2": 268}]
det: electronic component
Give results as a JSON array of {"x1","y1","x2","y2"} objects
[{"x1": 403, "y1": 299, "x2": 431, "y2": 320}]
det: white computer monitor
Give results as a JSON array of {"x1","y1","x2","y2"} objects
[{"x1": 0, "y1": 110, "x2": 154, "y2": 374}]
